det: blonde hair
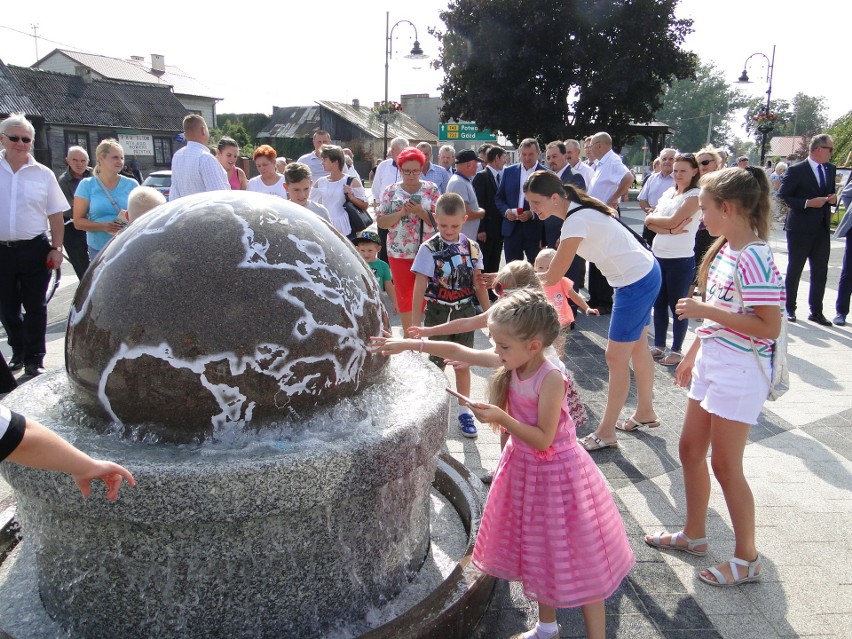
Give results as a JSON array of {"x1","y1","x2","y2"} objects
[
  {"x1": 534, "y1": 248, "x2": 557, "y2": 268},
  {"x1": 93, "y1": 139, "x2": 124, "y2": 176},
  {"x1": 493, "y1": 260, "x2": 542, "y2": 293},
  {"x1": 696, "y1": 167, "x2": 771, "y2": 291},
  {"x1": 127, "y1": 186, "x2": 166, "y2": 221},
  {"x1": 487, "y1": 290, "x2": 560, "y2": 427}
]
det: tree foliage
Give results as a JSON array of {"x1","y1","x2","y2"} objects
[
  {"x1": 828, "y1": 110, "x2": 852, "y2": 167},
  {"x1": 432, "y1": 0, "x2": 697, "y2": 148},
  {"x1": 654, "y1": 62, "x2": 746, "y2": 152},
  {"x1": 743, "y1": 93, "x2": 828, "y2": 144}
]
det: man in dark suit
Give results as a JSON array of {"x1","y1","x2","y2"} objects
[
  {"x1": 779, "y1": 133, "x2": 837, "y2": 326},
  {"x1": 495, "y1": 138, "x2": 548, "y2": 263},
  {"x1": 472, "y1": 146, "x2": 507, "y2": 286},
  {"x1": 543, "y1": 140, "x2": 586, "y2": 247}
]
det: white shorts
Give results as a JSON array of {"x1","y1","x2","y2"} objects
[{"x1": 688, "y1": 339, "x2": 770, "y2": 425}]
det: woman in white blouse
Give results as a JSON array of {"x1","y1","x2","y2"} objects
[
  {"x1": 311, "y1": 145, "x2": 368, "y2": 239},
  {"x1": 644, "y1": 153, "x2": 701, "y2": 366},
  {"x1": 247, "y1": 145, "x2": 287, "y2": 198}
]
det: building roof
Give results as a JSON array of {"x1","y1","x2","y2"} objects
[
  {"x1": 259, "y1": 105, "x2": 321, "y2": 139},
  {"x1": 770, "y1": 136, "x2": 808, "y2": 158},
  {"x1": 34, "y1": 49, "x2": 220, "y2": 100},
  {"x1": 7, "y1": 66, "x2": 187, "y2": 131},
  {"x1": 0, "y1": 59, "x2": 40, "y2": 116},
  {"x1": 317, "y1": 100, "x2": 437, "y2": 142}
]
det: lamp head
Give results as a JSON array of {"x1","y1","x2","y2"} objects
[
  {"x1": 737, "y1": 69, "x2": 750, "y2": 83},
  {"x1": 406, "y1": 41, "x2": 428, "y2": 59}
]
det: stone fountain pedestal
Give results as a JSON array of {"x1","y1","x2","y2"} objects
[{"x1": 1, "y1": 362, "x2": 447, "y2": 639}]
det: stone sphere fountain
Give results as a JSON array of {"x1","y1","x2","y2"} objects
[{"x1": 0, "y1": 192, "x2": 492, "y2": 639}]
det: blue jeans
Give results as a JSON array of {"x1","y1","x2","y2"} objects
[
  {"x1": 836, "y1": 235, "x2": 852, "y2": 316},
  {"x1": 653, "y1": 255, "x2": 695, "y2": 352}
]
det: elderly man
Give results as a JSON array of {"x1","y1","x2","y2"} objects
[
  {"x1": 342, "y1": 148, "x2": 361, "y2": 181},
  {"x1": 565, "y1": 138, "x2": 595, "y2": 189},
  {"x1": 496, "y1": 138, "x2": 548, "y2": 263},
  {"x1": 169, "y1": 114, "x2": 229, "y2": 200},
  {"x1": 416, "y1": 142, "x2": 450, "y2": 194},
  {"x1": 447, "y1": 149, "x2": 486, "y2": 242},
  {"x1": 437, "y1": 145, "x2": 456, "y2": 172},
  {"x1": 780, "y1": 133, "x2": 837, "y2": 325},
  {"x1": 0, "y1": 114, "x2": 67, "y2": 377},
  {"x1": 587, "y1": 132, "x2": 635, "y2": 313},
  {"x1": 297, "y1": 130, "x2": 333, "y2": 181},
  {"x1": 637, "y1": 148, "x2": 676, "y2": 244},
  {"x1": 57, "y1": 146, "x2": 93, "y2": 280}
]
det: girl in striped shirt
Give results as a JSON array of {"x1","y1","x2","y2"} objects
[{"x1": 645, "y1": 167, "x2": 783, "y2": 588}]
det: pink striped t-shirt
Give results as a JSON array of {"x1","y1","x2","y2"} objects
[{"x1": 696, "y1": 242, "x2": 785, "y2": 357}]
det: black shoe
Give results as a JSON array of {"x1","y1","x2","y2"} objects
[
  {"x1": 8, "y1": 355, "x2": 23, "y2": 372},
  {"x1": 786, "y1": 312, "x2": 796, "y2": 322},
  {"x1": 808, "y1": 313, "x2": 832, "y2": 327},
  {"x1": 24, "y1": 364, "x2": 46, "y2": 377}
]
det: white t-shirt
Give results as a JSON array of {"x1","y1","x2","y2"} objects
[
  {"x1": 559, "y1": 205, "x2": 654, "y2": 288},
  {"x1": 247, "y1": 175, "x2": 288, "y2": 199},
  {"x1": 650, "y1": 187, "x2": 700, "y2": 259}
]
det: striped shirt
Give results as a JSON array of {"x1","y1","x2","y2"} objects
[{"x1": 696, "y1": 242, "x2": 785, "y2": 357}]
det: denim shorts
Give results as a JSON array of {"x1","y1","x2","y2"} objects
[
  {"x1": 688, "y1": 338, "x2": 770, "y2": 425},
  {"x1": 609, "y1": 259, "x2": 661, "y2": 343}
]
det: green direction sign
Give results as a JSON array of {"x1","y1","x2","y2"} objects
[{"x1": 439, "y1": 122, "x2": 497, "y2": 141}]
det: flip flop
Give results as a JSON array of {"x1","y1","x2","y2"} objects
[
  {"x1": 616, "y1": 417, "x2": 661, "y2": 432},
  {"x1": 579, "y1": 434, "x2": 618, "y2": 451}
]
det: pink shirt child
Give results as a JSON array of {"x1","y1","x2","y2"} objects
[{"x1": 544, "y1": 277, "x2": 576, "y2": 327}]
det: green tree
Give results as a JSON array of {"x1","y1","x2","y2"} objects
[
  {"x1": 774, "y1": 93, "x2": 828, "y2": 139},
  {"x1": 828, "y1": 110, "x2": 852, "y2": 167},
  {"x1": 743, "y1": 98, "x2": 792, "y2": 144},
  {"x1": 432, "y1": 0, "x2": 697, "y2": 148},
  {"x1": 654, "y1": 62, "x2": 746, "y2": 151},
  {"x1": 217, "y1": 113, "x2": 271, "y2": 143}
]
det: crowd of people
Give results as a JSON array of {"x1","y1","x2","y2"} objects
[{"x1": 1, "y1": 106, "x2": 849, "y2": 639}]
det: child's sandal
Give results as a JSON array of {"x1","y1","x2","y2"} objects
[
  {"x1": 699, "y1": 555, "x2": 762, "y2": 587},
  {"x1": 645, "y1": 530, "x2": 708, "y2": 556}
]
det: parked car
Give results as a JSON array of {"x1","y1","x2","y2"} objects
[{"x1": 142, "y1": 170, "x2": 172, "y2": 199}]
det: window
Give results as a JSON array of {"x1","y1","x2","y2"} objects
[
  {"x1": 153, "y1": 137, "x2": 172, "y2": 166},
  {"x1": 64, "y1": 130, "x2": 90, "y2": 155}
]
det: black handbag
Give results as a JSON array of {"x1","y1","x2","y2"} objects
[{"x1": 344, "y1": 177, "x2": 372, "y2": 234}]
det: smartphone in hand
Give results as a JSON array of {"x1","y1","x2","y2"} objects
[{"x1": 445, "y1": 387, "x2": 481, "y2": 407}]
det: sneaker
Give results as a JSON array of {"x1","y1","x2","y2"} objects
[
  {"x1": 834, "y1": 314, "x2": 847, "y2": 326},
  {"x1": 458, "y1": 413, "x2": 478, "y2": 438}
]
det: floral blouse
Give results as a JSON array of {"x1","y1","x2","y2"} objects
[{"x1": 376, "y1": 180, "x2": 440, "y2": 259}]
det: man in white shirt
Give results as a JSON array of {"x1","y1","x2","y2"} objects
[
  {"x1": 587, "y1": 131, "x2": 635, "y2": 312},
  {"x1": 437, "y1": 145, "x2": 456, "y2": 172},
  {"x1": 168, "y1": 115, "x2": 229, "y2": 201},
  {"x1": 637, "y1": 148, "x2": 676, "y2": 244},
  {"x1": 297, "y1": 130, "x2": 333, "y2": 182},
  {"x1": 0, "y1": 114, "x2": 67, "y2": 376},
  {"x1": 565, "y1": 138, "x2": 595, "y2": 189}
]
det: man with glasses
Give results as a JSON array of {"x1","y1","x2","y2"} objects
[
  {"x1": 779, "y1": 133, "x2": 837, "y2": 325},
  {"x1": 638, "y1": 148, "x2": 676, "y2": 244},
  {"x1": 0, "y1": 114, "x2": 67, "y2": 377}
]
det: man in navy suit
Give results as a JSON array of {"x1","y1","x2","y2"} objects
[
  {"x1": 472, "y1": 146, "x2": 507, "y2": 283},
  {"x1": 496, "y1": 138, "x2": 548, "y2": 263},
  {"x1": 543, "y1": 140, "x2": 586, "y2": 247},
  {"x1": 779, "y1": 134, "x2": 837, "y2": 326}
]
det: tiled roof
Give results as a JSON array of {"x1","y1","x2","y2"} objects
[
  {"x1": 7, "y1": 66, "x2": 187, "y2": 131},
  {"x1": 0, "y1": 59, "x2": 39, "y2": 116},
  {"x1": 769, "y1": 136, "x2": 808, "y2": 158},
  {"x1": 317, "y1": 100, "x2": 437, "y2": 142},
  {"x1": 258, "y1": 105, "x2": 321, "y2": 139},
  {"x1": 35, "y1": 49, "x2": 220, "y2": 99}
]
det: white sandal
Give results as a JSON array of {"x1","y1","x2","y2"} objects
[
  {"x1": 645, "y1": 530, "x2": 708, "y2": 556},
  {"x1": 699, "y1": 555, "x2": 762, "y2": 587}
]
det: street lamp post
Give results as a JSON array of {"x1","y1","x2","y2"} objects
[
  {"x1": 383, "y1": 12, "x2": 428, "y2": 158},
  {"x1": 737, "y1": 45, "x2": 776, "y2": 165}
]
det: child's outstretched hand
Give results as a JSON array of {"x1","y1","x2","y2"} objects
[
  {"x1": 73, "y1": 460, "x2": 136, "y2": 501},
  {"x1": 585, "y1": 307, "x2": 600, "y2": 316},
  {"x1": 443, "y1": 359, "x2": 470, "y2": 370},
  {"x1": 468, "y1": 402, "x2": 506, "y2": 427},
  {"x1": 368, "y1": 334, "x2": 411, "y2": 356},
  {"x1": 407, "y1": 325, "x2": 433, "y2": 338},
  {"x1": 480, "y1": 272, "x2": 497, "y2": 289}
]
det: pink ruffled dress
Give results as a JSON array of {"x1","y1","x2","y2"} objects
[{"x1": 472, "y1": 360, "x2": 635, "y2": 608}]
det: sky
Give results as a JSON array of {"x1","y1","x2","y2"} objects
[{"x1": 0, "y1": 0, "x2": 848, "y2": 130}]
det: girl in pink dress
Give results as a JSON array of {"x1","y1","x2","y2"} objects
[{"x1": 371, "y1": 289, "x2": 634, "y2": 639}]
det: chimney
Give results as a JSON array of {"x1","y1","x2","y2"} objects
[
  {"x1": 75, "y1": 66, "x2": 93, "y2": 84},
  {"x1": 352, "y1": 99, "x2": 360, "y2": 109},
  {"x1": 150, "y1": 54, "x2": 166, "y2": 78}
]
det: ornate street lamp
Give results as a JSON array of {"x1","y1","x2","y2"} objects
[
  {"x1": 737, "y1": 45, "x2": 776, "y2": 165},
  {"x1": 383, "y1": 12, "x2": 428, "y2": 158}
]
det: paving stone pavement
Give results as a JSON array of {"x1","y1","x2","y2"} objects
[{"x1": 1, "y1": 213, "x2": 850, "y2": 638}]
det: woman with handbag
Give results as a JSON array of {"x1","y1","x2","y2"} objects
[
  {"x1": 311, "y1": 145, "x2": 368, "y2": 239},
  {"x1": 72, "y1": 139, "x2": 137, "y2": 260},
  {"x1": 645, "y1": 167, "x2": 784, "y2": 587},
  {"x1": 376, "y1": 147, "x2": 441, "y2": 333}
]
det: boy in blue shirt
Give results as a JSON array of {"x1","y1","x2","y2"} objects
[{"x1": 411, "y1": 193, "x2": 490, "y2": 438}]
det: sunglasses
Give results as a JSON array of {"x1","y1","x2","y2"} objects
[
  {"x1": 2, "y1": 133, "x2": 33, "y2": 144},
  {"x1": 699, "y1": 159, "x2": 714, "y2": 166},
  {"x1": 493, "y1": 282, "x2": 515, "y2": 297}
]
